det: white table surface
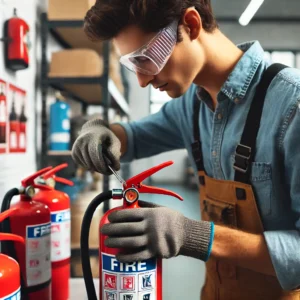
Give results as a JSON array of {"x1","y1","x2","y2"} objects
[{"x1": 70, "y1": 278, "x2": 99, "y2": 300}]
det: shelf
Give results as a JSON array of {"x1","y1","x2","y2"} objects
[
  {"x1": 45, "y1": 15, "x2": 103, "y2": 55},
  {"x1": 45, "y1": 75, "x2": 130, "y2": 113},
  {"x1": 48, "y1": 150, "x2": 72, "y2": 156}
]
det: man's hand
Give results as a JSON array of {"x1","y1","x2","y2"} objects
[
  {"x1": 101, "y1": 202, "x2": 214, "y2": 263},
  {"x1": 71, "y1": 119, "x2": 121, "y2": 175}
]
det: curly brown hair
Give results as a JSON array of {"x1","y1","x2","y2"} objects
[{"x1": 84, "y1": 0, "x2": 218, "y2": 42}]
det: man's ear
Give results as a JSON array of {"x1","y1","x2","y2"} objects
[{"x1": 181, "y1": 7, "x2": 202, "y2": 41}]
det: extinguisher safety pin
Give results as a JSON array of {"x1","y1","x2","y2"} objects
[{"x1": 107, "y1": 165, "x2": 127, "y2": 187}]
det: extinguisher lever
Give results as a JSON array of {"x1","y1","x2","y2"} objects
[
  {"x1": 54, "y1": 176, "x2": 74, "y2": 186},
  {"x1": 138, "y1": 184, "x2": 183, "y2": 201},
  {"x1": 42, "y1": 163, "x2": 68, "y2": 180},
  {"x1": 21, "y1": 166, "x2": 52, "y2": 187},
  {"x1": 126, "y1": 161, "x2": 174, "y2": 187}
]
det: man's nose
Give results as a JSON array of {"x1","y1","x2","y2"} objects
[{"x1": 136, "y1": 71, "x2": 155, "y2": 88}]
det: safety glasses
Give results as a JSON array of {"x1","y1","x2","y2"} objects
[{"x1": 119, "y1": 20, "x2": 179, "y2": 75}]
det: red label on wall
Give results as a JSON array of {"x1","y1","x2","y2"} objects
[{"x1": 8, "y1": 84, "x2": 27, "y2": 153}]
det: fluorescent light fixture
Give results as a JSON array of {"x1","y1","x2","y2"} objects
[{"x1": 239, "y1": 0, "x2": 264, "y2": 26}]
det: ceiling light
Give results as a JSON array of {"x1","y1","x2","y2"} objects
[{"x1": 239, "y1": 0, "x2": 264, "y2": 26}]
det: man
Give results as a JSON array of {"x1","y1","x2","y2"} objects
[{"x1": 72, "y1": 0, "x2": 300, "y2": 299}]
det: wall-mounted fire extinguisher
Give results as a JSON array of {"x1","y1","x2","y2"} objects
[
  {"x1": 34, "y1": 163, "x2": 74, "y2": 300},
  {"x1": 0, "y1": 167, "x2": 52, "y2": 300},
  {"x1": 3, "y1": 8, "x2": 30, "y2": 71},
  {"x1": 0, "y1": 82, "x2": 7, "y2": 145},
  {"x1": 49, "y1": 93, "x2": 71, "y2": 151},
  {"x1": 0, "y1": 208, "x2": 24, "y2": 300},
  {"x1": 80, "y1": 161, "x2": 183, "y2": 300}
]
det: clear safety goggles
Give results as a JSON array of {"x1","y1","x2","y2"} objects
[{"x1": 119, "y1": 20, "x2": 179, "y2": 75}]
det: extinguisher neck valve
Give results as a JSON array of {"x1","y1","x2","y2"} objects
[{"x1": 112, "y1": 189, "x2": 123, "y2": 199}]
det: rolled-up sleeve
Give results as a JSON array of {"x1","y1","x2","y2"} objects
[
  {"x1": 116, "y1": 99, "x2": 186, "y2": 163},
  {"x1": 264, "y1": 101, "x2": 300, "y2": 290}
]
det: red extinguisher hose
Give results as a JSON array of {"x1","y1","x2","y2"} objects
[
  {"x1": 81, "y1": 190, "x2": 112, "y2": 300},
  {"x1": 0, "y1": 188, "x2": 29, "y2": 300}
]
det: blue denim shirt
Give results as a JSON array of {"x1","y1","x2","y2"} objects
[{"x1": 119, "y1": 41, "x2": 300, "y2": 290}]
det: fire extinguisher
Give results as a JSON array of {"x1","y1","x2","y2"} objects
[
  {"x1": 0, "y1": 167, "x2": 52, "y2": 300},
  {"x1": 49, "y1": 93, "x2": 71, "y2": 151},
  {"x1": 3, "y1": 8, "x2": 30, "y2": 71},
  {"x1": 0, "y1": 82, "x2": 7, "y2": 144},
  {"x1": 34, "y1": 163, "x2": 74, "y2": 300},
  {"x1": 81, "y1": 161, "x2": 183, "y2": 300},
  {"x1": 0, "y1": 208, "x2": 24, "y2": 300}
]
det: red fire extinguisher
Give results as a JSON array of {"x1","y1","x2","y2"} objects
[
  {"x1": 4, "y1": 8, "x2": 30, "y2": 71},
  {"x1": 81, "y1": 161, "x2": 183, "y2": 300},
  {"x1": 34, "y1": 163, "x2": 74, "y2": 300},
  {"x1": 0, "y1": 167, "x2": 52, "y2": 300},
  {"x1": 0, "y1": 208, "x2": 24, "y2": 300}
]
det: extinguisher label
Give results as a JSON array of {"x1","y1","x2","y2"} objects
[
  {"x1": 26, "y1": 223, "x2": 51, "y2": 287},
  {"x1": 51, "y1": 209, "x2": 71, "y2": 262},
  {"x1": 102, "y1": 253, "x2": 156, "y2": 300},
  {"x1": 0, "y1": 287, "x2": 21, "y2": 300}
]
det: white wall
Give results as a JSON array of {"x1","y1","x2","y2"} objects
[
  {"x1": 0, "y1": 0, "x2": 38, "y2": 204},
  {"x1": 0, "y1": 0, "x2": 64, "y2": 206}
]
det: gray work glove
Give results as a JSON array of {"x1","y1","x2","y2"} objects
[
  {"x1": 71, "y1": 119, "x2": 121, "y2": 175},
  {"x1": 101, "y1": 201, "x2": 214, "y2": 263}
]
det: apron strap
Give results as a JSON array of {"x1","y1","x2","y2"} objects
[
  {"x1": 191, "y1": 95, "x2": 205, "y2": 178},
  {"x1": 234, "y1": 63, "x2": 288, "y2": 184}
]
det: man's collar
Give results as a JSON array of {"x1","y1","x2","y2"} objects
[{"x1": 197, "y1": 41, "x2": 265, "y2": 104}]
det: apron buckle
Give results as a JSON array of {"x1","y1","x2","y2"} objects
[{"x1": 233, "y1": 144, "x2": 252, "y2": 173}]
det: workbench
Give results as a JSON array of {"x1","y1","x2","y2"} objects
[{"x1": 70, "y1": 278, "x2": 99, "y2": 299}]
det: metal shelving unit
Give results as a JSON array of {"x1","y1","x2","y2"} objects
[{"x1": 40, "y1": 13, "x2": 130, "y2": 193}]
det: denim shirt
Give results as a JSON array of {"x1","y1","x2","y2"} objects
[{"x1": 119, "y1": 41, "x2": 300, "y2": 290}]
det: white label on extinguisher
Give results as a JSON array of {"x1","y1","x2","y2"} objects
[
  {"x1": 51, "y1": 209, "x2": 71, "y2": 262},
  {"x1": 0, "y1": 287, "x2": 21, "y2": 300},
  {"x1": 26, "y1": 222, "x2": 51, "y2": 287},
  {"x1": 101, "y1": 253, "x2": 157, "y2": 300}
]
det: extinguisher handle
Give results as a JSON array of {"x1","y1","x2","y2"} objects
[
  {"x1": 0, "y1": 207, "x2": 18, "y2": 222},
  {"x1": 42, "y1": 163, "x2": 68, "y2": 180},
  {"x1": 138, "y1": 184, "x2": 183, "y2": 201},
  {"x1": 124, "y1": 160, "x2": 183, "y2": 201},
  {"x1": 21, "y1": 166, "x2": 52, "y2": 187},
  {"x1": 125, "y1": 161, "x2": 174, "y2": 187},
  {"x1": 55, "y1": 176, "x2": 74, "y2": 186},
  {"x1": 0, "y1": 233, "x2": 24, "y2": 244}
]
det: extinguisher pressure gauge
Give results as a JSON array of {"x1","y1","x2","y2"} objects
[
  {"x1": 124, "y1": 188, "x2": 139, "y2": 204},
  {"x1": 25, "y1": 186, "x2": 35, "y2": 198}
]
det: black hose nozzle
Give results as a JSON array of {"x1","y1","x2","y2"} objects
[{"x1": 81, "y1": 190, "x2": 112, "y2": 300}]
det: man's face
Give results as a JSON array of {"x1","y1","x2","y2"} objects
[{"x1": 114, "y1": 24, "x2": 202, "y2": 98}]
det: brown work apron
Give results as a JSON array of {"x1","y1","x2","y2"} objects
[{"x1": 191, "y1": 63, "x2": 300, "y2": 300}]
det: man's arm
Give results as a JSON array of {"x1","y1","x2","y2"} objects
[
  {"x1": 212, "y1": 225, "x2": 276, "y2": 276},
  {"x1": 110, "y1": 97, "x2": 188, "y2": 162},
  {"x1": 111, "y1": 124, "x2": 128, "y2": 156}
]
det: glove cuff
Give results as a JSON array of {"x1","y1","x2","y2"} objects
[
  {"x1": 81, "y1": 119, "x2": 109, "y2": 131},
  {"x1": 180, "y1": 218, "x2": 214, "y2": 262}
]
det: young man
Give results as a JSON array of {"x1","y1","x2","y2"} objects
[{"x1": 72, "y1": 1, "x2": 300, "y2": 299}]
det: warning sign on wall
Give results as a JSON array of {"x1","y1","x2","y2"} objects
[{"x1": 8, "y1": 84, "x2": 28, "y2": 153}]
